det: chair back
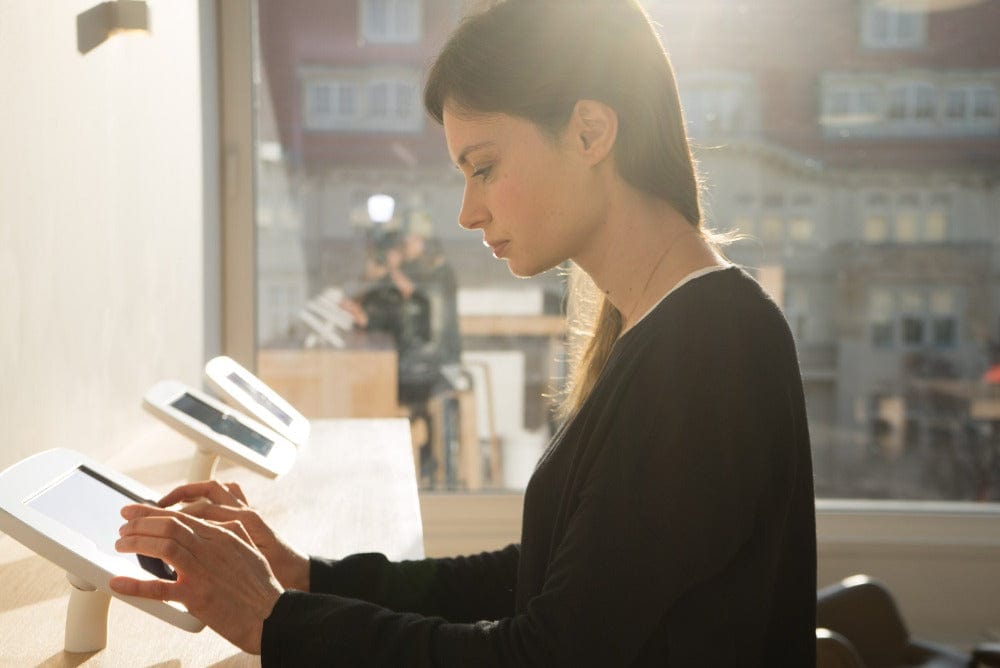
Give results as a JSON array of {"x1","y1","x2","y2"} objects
[
  {"x1": 816, "y1": 628, "x2": 865, "y2": 668},
  {"x1": 816, "y1": 575, "x2": 909, "y2": 667}
]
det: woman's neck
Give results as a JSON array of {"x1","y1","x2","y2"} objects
[{"x1": 573, "y1": 186, "x2": 725, "y2": 333}]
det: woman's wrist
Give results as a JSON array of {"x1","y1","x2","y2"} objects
[{"x1": 282, "y1": 550, "x2": 311, "y2": 592}]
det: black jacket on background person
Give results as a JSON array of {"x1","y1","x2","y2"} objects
[{"x1": 262, "y1": 266, "x2": 817, "y2": 666}]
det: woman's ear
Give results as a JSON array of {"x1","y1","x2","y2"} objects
[{"x1": 570, "y1": 99, "x2": 617, "y2": 166}]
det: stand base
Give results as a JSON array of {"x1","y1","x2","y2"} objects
[
  {"x1": 65, "y1": 573, "x2": 111, "y2": 653},
  {"x1": 188, "y1": 450, "x2": 220, "y2": 482}
]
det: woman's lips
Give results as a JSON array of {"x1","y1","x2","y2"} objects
[{"x1": 488, "y1": 240, "x2": 510, "y2": 259}]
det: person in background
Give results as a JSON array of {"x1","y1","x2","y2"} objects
[
  {"x1": 342, "y1": 216, "x2": 465, "y2": 484},
  {"x1": 111, "y1": 1, "x2": 817, "y2": 664}
]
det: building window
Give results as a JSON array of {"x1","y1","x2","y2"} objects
[
  {"x1": 870, "y1": 289, "x2": 895, "y2": 347},
  {"x1": 870, "y1": 287, "x2": 960, "y2": 349},
  {"x1": 789, "y1": 218, "x2": 815, "y2": 243},
  {"x1": 360, "y1": 0, "x2": 422, "y2": 44},
  {"x1": 864, "y1": 216, "x2": 890, "y2": 242},
  {"x1": 895, "y1": 211, "x2": 919, "y2": 242},
  {"x1": 901, "y1": 316, "x2": 925, "y2": 346},
  {"x1": 822, "y1": 76, "x2": 1000, "y2": 137},
  {"x1": 932, "y1": 318, "x2": 957, "y2": 347},
  {"x1": 886, "y1": 82, "x2": 936, "y2": 122},
  {"x1": 973, "y1": 86, "x2": 1000, "y2": 120},
  {"x1": 861, "y1": 1, "x2": 925, "y2": 49},
  {"x1": 303, "y1": 72, "x2": 423, "y2": 133},
  {"x1": 862, "y1": 189, "x2": 952, "y2": 243},
  {"x1": 678, "y1": 72, "x2": 757, "y2": 137},
  {"x1": 940, "y1": 85, "x2": 998, "y2": 124},
  {"x1": 827, "y1": 87, "x2": 879, "y2": 118}
]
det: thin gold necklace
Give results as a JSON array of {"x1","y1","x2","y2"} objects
[{"x1": 622, "y1": 226, "x2": 694, "y2": 329}]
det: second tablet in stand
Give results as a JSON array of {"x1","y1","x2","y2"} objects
[{"x1": 143, "y1": 380, "x2": 297, "y2": 482}]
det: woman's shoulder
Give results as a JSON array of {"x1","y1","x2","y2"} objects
[
  {"x1": 633, "y1": 266, "x2": 778, "y2": 333},
  {"x1": 620, "y1": 265, "x2": 796, "y2": 373}
]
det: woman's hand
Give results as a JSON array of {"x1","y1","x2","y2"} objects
[
  {"x1": 110, "y1": 505, "x2": 282, "y2": 654},
  {"x1": 156, "y1": 481, "x2": 311, "y2": 591}
]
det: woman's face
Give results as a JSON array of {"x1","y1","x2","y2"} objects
[{"x1": 443, "y1": 107, "x2": 601, "y2": 278}]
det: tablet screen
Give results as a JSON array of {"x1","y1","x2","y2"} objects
[
  {"x1": 226, "y1": 371, "x2": 293, "y2": 426},
  {"x1": 27, "y1": 467, "x2": 176, "y2": 580},
  {"x1": 170, "y1": 392, "x2": 274, "y2": 456}
]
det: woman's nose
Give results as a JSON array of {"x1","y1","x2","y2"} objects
[{"x1": 457, "y1": 187, "x2": 488, "y2": 230}]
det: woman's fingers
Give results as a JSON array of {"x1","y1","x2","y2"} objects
[
  {"x1": 158, "y1": 480, "x2": 248, "y2": 508},
  {"x1": 109, "y1": 574, "x2": 175, "y2": 600},
  {"x1": 110, "y1": 509, "x2": 284, "y2": 654},
  {"x1": 219, "y1": 520, "x2": 254, "y2": 546},
  {"x1": 224, "y1": 482, "x2": 249, "y2": 505}
]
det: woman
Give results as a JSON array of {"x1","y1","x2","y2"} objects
[{"x1": 112, "y1": 0, "x2": 817, "y2": 664}]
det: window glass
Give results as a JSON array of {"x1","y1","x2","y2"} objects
[
  {"x1": 248, "y1": 0, "x2": 1000, "y2": 502},
  {"x1": 895, "y1": 212, "x2": 918, "y2": 242},
  {"x1": 361, "y1": 0, "x2": 421, "y2": 44},
  {"x1": 862, "y1": 0, "x2": 925, "y2": 49},
  {"x1": 865, "y1": 216, "x2": 890, "y2": 242}
]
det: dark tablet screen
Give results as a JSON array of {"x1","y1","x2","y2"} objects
[
  {"x1": 226, "y1": 372, "x2": 294, "y2": 426},
  {"x1": 170, "y1": 392, "x2": 274, "y2": 455}
]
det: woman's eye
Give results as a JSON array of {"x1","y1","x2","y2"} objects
[{"x1": 472, "y1": 165, "x2": 493, "y2": 180}]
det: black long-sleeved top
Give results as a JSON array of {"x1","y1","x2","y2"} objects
[{"x1": 261, "y1": 266, "x2": 817, "y2": 666}]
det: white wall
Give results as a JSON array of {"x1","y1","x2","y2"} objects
[{"x1": 0, "y1": 1, "x2": 217, "y2": 471}]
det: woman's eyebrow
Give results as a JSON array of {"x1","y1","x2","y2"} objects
[{"x1": 455, "y1": 141, "x2": 495, "y2": 167}]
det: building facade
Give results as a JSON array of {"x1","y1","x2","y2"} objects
[{"x1": 253, "y1": 0, "x2": 1000, "y2": 497}]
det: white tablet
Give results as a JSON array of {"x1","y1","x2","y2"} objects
[
  {"x1": 142, "y1": 380, "x2": 296, "y2": 478},
  {"x1": 0, "y1": 448, "x2": 204, "y2": 632},
  {"x1": 204, "y1": 355, "x2": 310, "y2": 446}
]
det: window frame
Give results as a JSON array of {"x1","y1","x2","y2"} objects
[{"x1": 216, "y1": 0, "x2": 1000, "y2": 555}]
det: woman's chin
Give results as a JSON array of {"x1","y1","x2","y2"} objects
[{"x1": 504, "y1": 256, "x2": 558, "y2": 280}]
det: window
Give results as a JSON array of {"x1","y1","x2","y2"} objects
[
  {"x1": 862, "y1": 189, "x2": 951, "y2": 243},
  {"x1": 870, "y1": 289, "x2": 896, "y2": 347},
  {"x1": 678, "y1": 72, "x2": 757, "y2": 137},
  {"x1": 941, "y1": 84, "x2": 1000, "y2": 125},
  {"x1": 886, "y1": 82, "x2": 936, "y2": 122},
  {"x1": 861, "y1": 0, "x2": 925, "y2": 49},
  {"x1": 360, "y1": 0, "x2": 421, "y2": 44},
  {"x1": 824, "y1": 84, "x2": 880, "y2": 126},
  {"x1": 895, "y1": 212, "x2": 918, "y2": 242},
  {"x1": 865, "y1": 216, "x2": 890, "y2": 242},
  {"x1": 303, "y1": 72, "x2": 422, "y2": 132},
  {"x1": 868, "y1": 287, "x2": 960, "y2": 350},
  {"x1": 789, "y1": 218, "x2": 815, "y2": 243},
  {"x1": 974, "y1": 88, "x2": 999, "y2": 118},
  {"x1": 821, "y1": 75, "x2": 1000, "y2": 137},
  {"x1": 236, "y1": 1, "x2": 1000, "y2": 507}
]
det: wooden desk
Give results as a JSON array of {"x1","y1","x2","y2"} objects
[
  {"x1": 0, "y1": 419, "x2": 423, "y2": 666},
  {"x1": 258, "y1": 337, "x2": 399, "y2": 419}
]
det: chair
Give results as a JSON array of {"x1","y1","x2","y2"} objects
[
  {"x1": 817, "y1": 628, "x2": 865, "y2": 668},
  {"x1": 816, "y1": 574, "x2": 1000, "y2": 668},
  {"x1": 426, "y1": 362, "x2": 501, "y2": 490}
]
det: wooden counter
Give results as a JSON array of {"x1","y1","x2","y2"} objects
[
  {"x1": 258, "y1": 345, "x2": 399, "y2": 419},
  {"x1": 0, "y1": 418, "x2": 422, "y2": 666}
]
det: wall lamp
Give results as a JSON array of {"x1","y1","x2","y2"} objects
[{"x1": 77, "y1": 1, "x2": 151, "y2": 55}]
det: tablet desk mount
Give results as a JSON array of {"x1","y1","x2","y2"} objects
[
  {"x1": 0, "y1": 449, "x2": 205, "y2": 654},
  {"x1": 65, "y1": 572, "x2": 113, "y2": 652}
]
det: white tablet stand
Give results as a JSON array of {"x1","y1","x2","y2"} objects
[
  {"x1": 143, "y1": 381, "x2": 297, "y2": 483},
  {"x1": 188, "y1": 448, "x2": 220, "y2": 483},
  {"x1": 204, "y1": 355, "x2": 310, "y2": 447},
  {"x1": 0, "y1": 449, "x2": 205, "y2": 655},
  {"x1": 66, "y1": 572, "x2": 112, "y2": 652}
]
